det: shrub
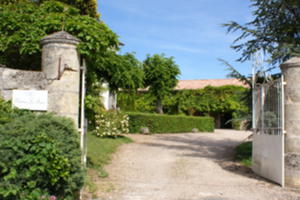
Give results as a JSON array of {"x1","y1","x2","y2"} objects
[
  {"x1": 93, "y1": 110, "x2": 129, "y2": 137},
  {"x1": 0, "y1": 113, "x2": 83, "y2": 200},
  {"x1": 231, "y1": 112, "x2": 251, "y2": 130},
  {"x1": 85, "y1": 82, "x2": 106, "y2": 129},
  {"x1": 127, "y1": 112, "x2": 214, "y2": 133},
  {"x1": 0, "y1": 98, "x2": 30, "y2": 125}
]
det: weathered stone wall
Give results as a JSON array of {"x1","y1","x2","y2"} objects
[
  {"x1": 281, "y1": 57, "x2": 300, "y2": 188},
  {"x1": 0, "y1": 67, "x2": 47, "y2": 100},
  {"x1": 0, "y1": 31, "x2": 81, "y2": 127}
]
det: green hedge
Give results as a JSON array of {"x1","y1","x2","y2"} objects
[
  {"x1": 0, "y1": 98, "x2": 30, "y2": 125},
  {"x1": 127, "y1": 112, "x2": 214, "y2": 133},
  {"x1": 0, "y1": 112, "x2": 83, "y2": 200}
]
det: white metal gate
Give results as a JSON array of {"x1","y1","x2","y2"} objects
[{"x1": 252, "y1": 76, "x2": 285, "y2": 186}]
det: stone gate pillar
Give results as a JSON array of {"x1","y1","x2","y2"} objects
[
  {"x1": 40, "y1": 31, "x2": 81, "y2": 126},
  {"x1": 280, "y1": 57, "x2": 300, "y2": 188}
]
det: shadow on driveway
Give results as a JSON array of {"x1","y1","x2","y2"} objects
[{"x1": 141, "y1": 133, "x2": 266, "y2": 182}]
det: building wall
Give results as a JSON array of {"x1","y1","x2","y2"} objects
[{"x1": 101, "y1": 82, "x2": 117, "y2": 110}]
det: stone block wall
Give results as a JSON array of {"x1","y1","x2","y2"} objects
[
  {"x1": 0, "y1": 67, "x2": 47, "y2": 100},
  {"x1": 281, "y1": 57, "x2": 300, "y2": 188}
]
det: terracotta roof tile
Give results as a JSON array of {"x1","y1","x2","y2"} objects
[{"x1": 175, "y1": 78, "x2": 248, "y2": 90}]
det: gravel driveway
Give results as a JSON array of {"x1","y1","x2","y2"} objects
[{"x1": 95, "y1": 129, "x2": 300, "y2": 200}]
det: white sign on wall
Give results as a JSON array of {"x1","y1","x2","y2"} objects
[{"x1": 12, "y1": 90, "x2": 48, "y2": 111}]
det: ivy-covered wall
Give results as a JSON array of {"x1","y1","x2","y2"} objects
[{"x1": 118, "y1": 85, "x2": 249, "y2": 129}]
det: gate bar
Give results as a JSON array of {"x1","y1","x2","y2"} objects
[{"x1": 281, "y1": 75, "x2": 285, "y2": 187}]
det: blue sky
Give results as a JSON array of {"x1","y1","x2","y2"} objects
[{"x1": 98, "y1": 0, "x2": 254, "y2": 80}]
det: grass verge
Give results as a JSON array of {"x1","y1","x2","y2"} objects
[
  {"x1": 84, "y1": 133, "x2": 132, "y2": 197},
  {"x1": 234, "y1": 141, "x2": 252, "y2": 167},
  {"x1": 87, "y1": 133, "x2": 133, "y2": 177}
]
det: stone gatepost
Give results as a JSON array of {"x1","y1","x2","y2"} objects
[
  {"x1": 40, "y1": 31, "x2": 81, "y2": 126},
  {"x1": 281, "y1": 57, "x2": 300, "y2": 188}
]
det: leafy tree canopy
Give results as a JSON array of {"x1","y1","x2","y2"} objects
[
  {"x1": 49, "y1": 0, "x2": 99, "y2": 18},
  {"x1": 96, "y1": 52, "x2": 144, "y2": 91},
  {"x1": 1, "y1": 0, "x2": 99, "y2": 18},
  {"x1": 0, "y1": 0, "x2": 146, "y2": 126},
  {"x1": 0, "y1": 1, "x2": 118, "y2": 70},
  {"x1": 224, "y1": 0, "x2": 300, "y2": 65},
  {"x1": 85, "y1": 52, "x2": 144, "y2": 127},
  {"x1": 0, "y1": 1, "x2": 145, "y2": 92},
  {"x1": 143, "y1": 54, "x2": 181, "y2": 113}
]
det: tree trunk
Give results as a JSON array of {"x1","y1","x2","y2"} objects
[{"x1": 156, "y1": 98, "x2": 163, "y2": 114}]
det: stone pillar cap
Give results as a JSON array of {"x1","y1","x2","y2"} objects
[
  {"x1": 40, "y1": 31, "x2": 80, "y2": 46},
  {"x1": 280, "y1": 57, "x2": 300, "y2": 70}
]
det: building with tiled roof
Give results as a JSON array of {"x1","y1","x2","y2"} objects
[
  {"x1": 175, "y1": 78, "x2": 248, "y2": 90},
  {"x1": 138, "y1": 78, "x2": 248, "y2": 92},
  {"x1": 133, "y1": 78, "x2": 249, "y2": 129}
]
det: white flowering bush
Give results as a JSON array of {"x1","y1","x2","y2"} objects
[{"x1": 94, "y1": 110, "x2": 129, "y2": 137}]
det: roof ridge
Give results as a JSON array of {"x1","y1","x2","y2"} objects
[
  {"x1": 174, "y1": 78, "x2": 248, "y2": 90},
  {"x1": 179, "y1": 78, "x2": 238, "y2": 81}
]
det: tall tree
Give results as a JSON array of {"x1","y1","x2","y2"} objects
[
  {"x1": 0, "y1": 0, "x2": 146, "y2": 103},
  {"x1": 0, "y1": 0, "x2": 99, "y2": 18},
  {"x1": 143, "y1": 54, "x2": 181, "y2": 114},
  {"x1": 43, "y1": 0, "x2": 99, "y2": 18},
  {"x1": 224, "y1": 0, "x2": 300, "y2": 65},
  {"x1": 97, "y1": 52, "x2": 144, "y2": 92},
  {"x1": 0, "y1": 1, "x2": 119, "y2": 73}
]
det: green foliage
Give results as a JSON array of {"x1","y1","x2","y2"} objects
[
  {"x1": 189, "y1": 86, "x2": 248, "y2": 115},
  {"x1": 85, "y1": 82, "x2": 106, "y2": 127},
  {"x1": 0, "y1": 1, "x2": 145, "y2": 125},
  {"x1": 0, "y1": 113, "x2": 83, "y2": 200},
  {"x1": 219, "y1": 59, "x2": 275, "y2": 129},
  {"x1": 0, "y1": 134, "x2": 71, "y2": 199},
  {"x1": 118, "y1": 92, "x2": 155, "y2": 113},
  {"x1": 86, "y1": 52, "x2": 144, "y2": 126},
  {"x1": 0, "y1": 0, "x2": 26, "y2": 4},
  {"x1": 0, "y1": 99, "x2": 17, "y2": 124},
  {"x1": 235, "y1": 142, "x2": 252, "y2": 167},
  {"x1": 0, "y1": 0, "x2": 99, "y2": 18},
  {"x1": 100, "y1": 52, "x2": 144, "y2": 91},
  {"x1": 173, "y1": 86, "x2": 249, "y2": 129},
  {"x1": 127, "y1": 112, "x2": 214, "y2": 133},
  {"x1": 0, "y1": 1, "x2": 144, "y2": 93},
  {"x1": 0, "y1": 98, "x2": 30, "y2": 125},
  {"x1": 0, "y1": 1, "x2": 119, "y2": 74},
  {"x1": 143, "y1": 54, "x2": 181, "y2": 113},
  {"x1": 120, "y1": 53, "x2": 145, "y2": 91},
  {"x1": 119, "y1": 85, "x2": 249, "y2": 117},
  {"x1": 231, "y1": 112, "x2": 250, "y2": 130},
  {"x1": 93, "y1": 111, "x2": 129, "y2": 137},
  {"x1": 45, "y1": 0, "x2": 99, "y2": 18},
  {"x1": 224, "y1": 0, "x2": 300, "y2": 65}
]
